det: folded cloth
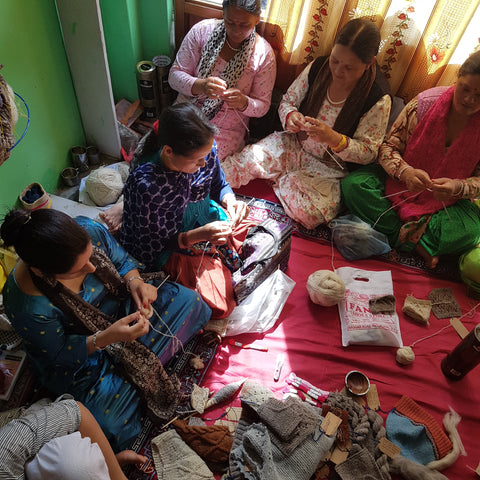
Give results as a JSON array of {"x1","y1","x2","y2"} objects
[
  {"x1": 386, "y1": 396, "x2": 453, "y2": 465},
  {"x1": 151, "y1": 429, "x2": 214, "y2": 480}
]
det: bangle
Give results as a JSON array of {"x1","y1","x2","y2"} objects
[
  {"x1": 453, "y1": 181, "x2": 465, "y2": 198},
  {"x1": 397, "y1": 165, "x2": 413, "y2": 180},
  {"x1": 239, "y1": 97, "x2": 248, "y2": 112},
  {"x1": 126, "y1": 275, "x2": 142, "y2": 292},
  {"x1": 331, "y1": 134, "x2": 347, "y2": 152},
  {"x1": 92, "y1": 331, "x2": 105, "y2": 351}
]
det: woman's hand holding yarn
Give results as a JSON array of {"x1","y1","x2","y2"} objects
[{"x1": 431, "y1": 177, "x2": 461, "y2": 201}]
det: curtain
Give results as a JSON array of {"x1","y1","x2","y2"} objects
[{"x1": 261, "y1": 0, "x2": 480, "y2": 101}]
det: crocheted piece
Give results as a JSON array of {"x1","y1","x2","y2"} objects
[
  {"x1": 369, "y1": 295, "x2": 396, "y2": 315},
  {"x1": 325, "y1": 392, "x2": 391, "y2": 480},
  {"x1": 173, "y1": 419, "x2": 233, "y2": 467},
  {"x1": 151, "y1": 429, "x2": 214, "y2": 480},
  {"x1": 402, "y1": 295, "x2": 431, "y2": 325},
  {"x1": 191, "y1": 384, "x2": 210, "y2": 414},
  {"x1": 386, "y1": 396, "x2": 453, "y2": 463},
  {"x1": 428, "y1": 288, "x2": 461, "y2": 319},
  {"x1": 257, "y1": 396, "x2": 319, "y2": 455}
]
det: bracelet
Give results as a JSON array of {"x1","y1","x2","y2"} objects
[
  {"x1": 126, "y1": 275, "x2": 142, "y2": 292},
  {"x1": 239, "y1": 97, "x2": 248, "y2": 112},
  {"x1": 331, "y1": 134, "x2": 347, "y2": 152},
  {"x1": 397, "y1": 165, "x2": 413, "y2": 180},
  {"x1": 92, "y1": 331, "x2": 105, "y2": 351},
  {"x1": 453, "y1": 181, "x2": 465, "y2": 198}
]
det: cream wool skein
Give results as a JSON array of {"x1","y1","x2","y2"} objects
[
  {"x1": 85, "y1": 167, "x2": 124, "y2": 207},
  {"x1": 307, "y1": 270, "x2": 346, "y2": 306}
]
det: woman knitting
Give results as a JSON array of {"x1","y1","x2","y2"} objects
[
  {"x1": 1, "y1": 208, "x2": 211, "y2": 451},
  {"x1": 169, "y1": 0, "x2": 276, "y2": 160},
  {"x1": 341, "y1": 50, "x2": 480, "y2": 270},
  {"x1": 119, "y1": 102, "x2": 253, "y2": 319},
  {"x1": 221, "y1": 18, "x2": 392, "y2": 229}
]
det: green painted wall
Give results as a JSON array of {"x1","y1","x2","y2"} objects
[
  {"x1": 0, "y1": 0, "x2": 85, "y2": 214},
  {"x1": 100, "y1": 0, "x2": 174, "y2": 102}
]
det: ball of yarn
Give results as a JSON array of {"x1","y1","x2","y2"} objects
[
  {"x1": 306, "y1": 270, "x2": 346, "y2": 307},
  {"x1": 396, "y1": 346, "x2": 415, "y2": 365},
  {"x1": 85, "y1": 167, "x2": 124, "y2": 207}
]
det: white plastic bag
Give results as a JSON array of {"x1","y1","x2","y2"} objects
[
  {"x1": 336, "y1": 267, "x2": 403, "y2": 347},
  {"x1": 225, "y1": 269, "x2": 296, "y2": 336}
]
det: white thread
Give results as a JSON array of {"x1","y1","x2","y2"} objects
[
  {"x1": 372, "y1": 191, "x2": 420, "y2": 229},
  {"x1": 381, "y1": 189, "x2": 410, "y2": 199}
]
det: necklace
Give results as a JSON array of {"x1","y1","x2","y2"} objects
[
  {"x1": 225, "y1": 37, "x2": 241, "y2": 52},
  {"x1": 326, "y1": 87, "x2": 347, "y2": 106}
]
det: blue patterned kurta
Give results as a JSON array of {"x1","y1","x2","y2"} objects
[
  {"x1": 119, "y1": 141, "x2": 233, "y2": 270},
  {"x1": 3, "y1": 217, "x2": 211, "y2": 451}
]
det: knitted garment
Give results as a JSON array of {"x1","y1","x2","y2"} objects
[
  {"x1": 335, "y1": 448, "x2": 383, "y2": 480},
  {"x1": 151, "y1": 429, "x2": 215, "y2": 480},
  {"x1": 229, "y1": 380, "x2": 335, "y2": 480},
  {"x1": 257, "y1": 396, "x2": 319, "y2": 455},
  {"x1": 428, "y1": 288, "x2": 461, "y2": 319},
  {"x1": 324, "y1": 392, "x2": 391, "y2": 480},
  {"x1": 369, "y1": 295, "x2": 396, "y2": 315},
  {"x1": 385, "y1": 86, "x2": 480, "y2": 220},
  {"x1": 402, "y1": 295, "x2": 432, "y2": 325},
  {"x1": 172, "y1": 419, "x2": 233, "y2": 466},
  {"x1": 386, "y1": 396, "x2": 453, "y2": 465}
]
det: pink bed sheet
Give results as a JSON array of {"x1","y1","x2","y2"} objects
[{"x1": 201, "y1": 180, "x2": 480, "y2": 479}]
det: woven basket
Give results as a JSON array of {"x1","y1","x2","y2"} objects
[{"x1": 19, "y1": 183, "x2": 52, "y2": 211}]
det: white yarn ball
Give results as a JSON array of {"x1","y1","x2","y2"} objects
[
  {"x1": 396, "y1": 346, "x2": 415, "y2": 365},
  {"x1": 306, "y1": 270, "x2": 346, "y2": 307},
  {"x1": 85, "y1": 167, "x2": 123, "y2": 207}
]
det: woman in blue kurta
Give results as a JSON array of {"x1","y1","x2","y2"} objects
[
  {"x1": 119, "y1": 103, "x2": 253, "y2": 318},
  {"x1": 1, "y1": 209, "x2": 211, "y2": 451}
]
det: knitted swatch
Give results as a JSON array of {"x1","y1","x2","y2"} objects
[
  {"x1": 173, "y1": 419, "x2": 233, "y2": 467},
  {"x1": 151, "y1": 429, "x2": 214, "y2": 480},
  {"x1": 369, "y1": 294, "x2": 396, "y2": 315},
  {"x1": 257, "y1": 396, "x2": 319, "y2": 455},
  {"x1": 386, "y1": 396, "x2": 453, "y2": 465},
  {"x1": 402, "y1": 294, "x2": 432, "y2": 325},
  {"x1": 335, "y1": 448, "x2": 383, "y2": 480},
  {"x1": 428, "y1": 288, "x2": 461, "y2": 319}
]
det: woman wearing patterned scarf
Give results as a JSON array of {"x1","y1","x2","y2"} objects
[
  {"x1": 169, "y1": 0, "x2": 276, "y2": 160},
  {"x1": 222, "y1": 18, "x2": 392, "y2": 230}
]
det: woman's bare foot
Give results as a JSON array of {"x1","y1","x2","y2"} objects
[
  {"x1": 115, "y1": 450, "x2": 148, "y2": 467},
  {"x1": 416, "y1": 244, "x2": 439, "y2": 269},
  {"x1": 99, "y1": 201, "x2": 124, "y2": 233}
]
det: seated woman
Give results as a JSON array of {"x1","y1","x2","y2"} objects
[
  {"x1": 168, "y1": 0, "x2": 276, "y2": 161},
  {"x1": 221, "y1": 17, "x2": 392, "y2": 230},
  {"x1": 119, "y1": 102, "x2": 252, "y2": 319},
  {"x1": 1, "y1": 208, "x2": 211, "y2": 451},
  {"x1": 341, "y1": 50, "x2": 480, "y2": 270},
  {"x1": 0, "y1": 396, "x2": 146, "y2": 480}
]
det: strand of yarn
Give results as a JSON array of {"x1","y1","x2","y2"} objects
[
  {"x1": 306, "y1": 270, "x2": 346, "y2": 306},
  {"x1": 396, "y1": 301, "x2": 480, "y2": 365}
]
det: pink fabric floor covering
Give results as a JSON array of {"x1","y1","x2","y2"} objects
[{"x1": 201, "y1": 181, "x2": 480, "y2": 479}]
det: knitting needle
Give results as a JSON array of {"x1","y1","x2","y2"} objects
[{"x1": 228, "y1": 339, "x2": 268, "y2": 352}]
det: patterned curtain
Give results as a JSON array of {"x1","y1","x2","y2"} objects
[{"x1": 261, "y1": 0, "x2": 480, "y2": 101}]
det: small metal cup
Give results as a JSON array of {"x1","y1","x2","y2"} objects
[
  {"x1": 345, "y1": 370, "x2": 370, "y2": 396},
  {"x1": 70, "y1": 146, "x2": 89, "y2": 172},
  {"x1": 61, "y1": 167, "x2": 80, "y2": 187},
  {"x1": 86, "y1": 146, "x2": 101, "y2": 166}
]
